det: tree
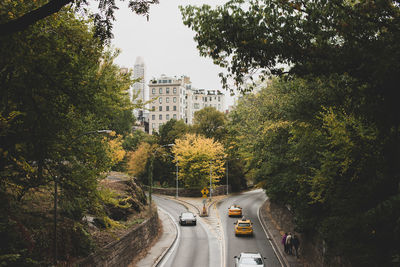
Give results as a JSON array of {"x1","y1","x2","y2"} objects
[
  {"x1": 172, "y1": 133, "x2": 226, "y2": 188},
  {"x1": 0, "y1": 4, "x2": 137, "y2": 264},
  {"x1": 157, "y1": 119, "x2": 190, "y2": 146},
  {"x1": 1, "y1": 0, "x2": 160, "y2": 41},
  {"x1": 193, "y1": 106, "x2": 227, "y2": 142}
]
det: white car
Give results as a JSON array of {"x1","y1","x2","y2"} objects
[
  {"x1": 234, "y1": 252, "x2": 266, "y2": 267},
  {"x1": 179, "y1": 212, "x2": 197, "y2": 226}
]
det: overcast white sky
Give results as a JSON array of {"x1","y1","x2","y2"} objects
[{"x1": 107, "y1": 0, "x2": 235, "y2": 108}]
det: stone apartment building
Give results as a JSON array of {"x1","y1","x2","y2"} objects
[{"x1": 148, "y1": 74, "x2": 226, "y2": 134}]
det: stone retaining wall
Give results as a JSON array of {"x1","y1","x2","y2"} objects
[
  {"x1": 150, "y1": 185, "x2": 229, "y2": 197},
  {"x1": 265, "y1": 200, "x2": 349, "y2": 267},
  {"x1": 76, "y1": 211, "x2": 159, "y2": 267}
]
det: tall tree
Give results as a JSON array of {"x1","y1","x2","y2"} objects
[
  {"x1": 0, "y1": 4, "x2": 137, "y2": 264},
  {"x1": 1, "y1": 0, "x2": 160, "y2": 41},
  {"x1": 172, "y1": 133, "x2": 226, "y2": 188},
  {"x1": 193, "y1": 106, "x2": 227, "y2": 142}
]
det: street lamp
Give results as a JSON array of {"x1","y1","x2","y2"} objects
[
  {"x1": 148, "y1": 144, "x2": 174, "y2": 213},
  {"x1": 53, "y1": 129, "x2": 112, "y2": 265},
  {"x1": 163, "y1": 153, "x2": 179, "y2": 198}
]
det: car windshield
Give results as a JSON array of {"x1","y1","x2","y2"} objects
[
  {"x1": 230, "y1": 206, "x2": 240, "y2": 210},
  {"x1": 238, "y1": 223, "x2": 250, "y2": 227},
  {"x1": 240, "y1": 257, "x2": 263, "y2": 265},
  {"x1": 181, "y1": 213, "x2": 194, "y2": 219}
]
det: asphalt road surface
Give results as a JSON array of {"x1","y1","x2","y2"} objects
[
  {"x1": 154, "y1": 195, "x2": 218, "y2": 267},
  {"x1": 218, "y1": 189, "x2": 281, "y2": 267}
]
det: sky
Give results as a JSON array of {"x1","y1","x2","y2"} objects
[{"x1": 105, "y1": 0, "x2": 235, "y2": 108}]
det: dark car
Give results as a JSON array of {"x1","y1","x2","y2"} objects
[{"x1": 179, "y1": 212, "x2": 197, "y2": 226}]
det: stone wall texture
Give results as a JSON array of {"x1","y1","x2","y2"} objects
[
  {"x1": 265, "y1": 200, "x2": 350, "y2": 267},
  {"x1": 76, "y1": 211, "x2": 159, "y2": 267},
  {"x1": 151, "y1": 185, "x2": 229, "y2": 197}
]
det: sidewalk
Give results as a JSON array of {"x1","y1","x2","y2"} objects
[
  {"x1": 134, "y1": 208, "x2": 177, "y2": 267},
  {"x1": 259, "y1": 201, "x2": 302, "y2": 267}
]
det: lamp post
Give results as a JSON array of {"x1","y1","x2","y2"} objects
[
  {"x1": 148, "y1": 144, "x2": 174, "y2": 213},
  {"x1": 53, "y1": 129, "x2": 111, "y2": 265},
  {"x1": 226, "y1": 160, "x2": 229, "y2": 195},
  {"x1": 209, "y1": 161, "x2": 212, "y2": 200},
  {"x1": 175, "y1": 157, "x2": 179, "y2": 198}
]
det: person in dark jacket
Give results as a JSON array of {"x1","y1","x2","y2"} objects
[
  {"x1": 292, "y1": 234, "x2": 300, "y2": 258},
  {"x1": 282, "y1": 233, "x2": 288, "y2": 253}
]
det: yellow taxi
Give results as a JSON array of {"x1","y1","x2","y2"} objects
[
  {"x1": 228, "y1": 205, "x2": 242, "y2": 217},
  {"x1": 234, "y1": 218, "x2": 253, "y2": 236}
]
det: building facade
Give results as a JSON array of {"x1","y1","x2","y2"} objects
[
  {"x1": 132, "y1": 57, "x2": 148, "y2": 122},
  {"x1": 148, "y1": 74, "x2": 226, "y2": 134},
  {"x1": 148, "y1": 75, "x2": 190, "y2": 134}
]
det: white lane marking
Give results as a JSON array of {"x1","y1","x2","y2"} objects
[
  {"x1": 214, "y1": 202, "x2": 226, "y2": 267},
  {"x1": 257, "y1": 205, "x2": 285, "y2": 267},
  {"x1": 157, "y1": 206, "x2": 181, "y2": 267}
]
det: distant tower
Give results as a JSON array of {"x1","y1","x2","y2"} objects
[{"x1": 132, "y1": 56, "x2": 147, "y2": 121}]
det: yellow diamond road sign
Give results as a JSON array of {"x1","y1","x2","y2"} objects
[
  {"x1": 202, "y1": 194, "x2": 207, "y2": 198},
  {"x1": 201, "y1": 187, "x2": 209, "y2": 195}
]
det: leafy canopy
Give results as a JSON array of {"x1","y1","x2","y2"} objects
[{"x1": 172, "y1": 133, "x2": 226, "y2": 188}]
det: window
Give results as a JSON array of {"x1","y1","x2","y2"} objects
[
  {"x1": 166, "y1": 114, "x2": 170, "y2": 120},
  {"x1": 152, "y1": 88, "x2": 156, "y2": 94},
  {"x1": 194, "y1": 103, "x2": 200, "y2": 109},
  {"x1": 159, "y1": 123, "x2": 163, "y2": 128},
  {"x1": 166, "y1": 97, "x2": 169, "y2": 103},
  {"x1": 159, "y1": 88, "x2": 162, "y2": 94},
  {"x1": 152, "y1": 115, "x2": 155, "y2": 120},
  {"x1": 168, "y1": 79, "x2": 172, "y2": 83},
  {"x1": 173, "y1": 114, "x2": 177, "y2": 119},
  {"x1": 180, "y1": 89, "x2": 182, "y2": 94},
  {"x1": 152, "y1": 106, "x2": 155, "y2": 111},
  {"x1": 173, "y1": 97, "x2": 177, "y2": 103},
  {"x1": 204, "y1": 97, "x2": 207, "y2": 102},
  {"x1": 218, "y1": 104, "x2": 221, "y2": 110},
  {"x1": 210, "y1": 97, "x2": 212, "y2": 101},
  {"x1": 159, "y1": 114, "x2": 162, "y2": 120},
  {"x1": 166, "y1": 106, "x2": 170, "y2": 111},
  {"x1": 152, "y1": 123, "x2": 155, "y2": 129},
  {"x1": 166, "y1": 88, "x2": 170, "y2": 94},
  {"x1": 159, "y1": 106, "x2": 162, "y2": 111},
  {"x1": 195, "y1": 96, "x2": 198, "y2": 100},
  {"x1": 218, "y1": 96, "x2": 221, "y2": 102},
  {"x1": 159, "y1": 97, "x2": 162, "y2": 104},
  {"x1": 173, "y1": 87, "x2": 177, "y2": 94},
  {"x1": 173, "y1": 106, "x2": 177, "y2": 111}
]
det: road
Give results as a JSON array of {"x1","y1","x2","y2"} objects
[
  {"x1": 218, "y1": 189, "x2": 281, "y2": 267},
  {"x1": 153, "y1": 195, "x2": 220, "y2": 267}
]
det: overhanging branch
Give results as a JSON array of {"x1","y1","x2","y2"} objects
[{"x1": 0, "y1": 0, "x2": 72, "y2": 36}]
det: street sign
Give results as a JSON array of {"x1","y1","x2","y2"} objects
[
  {"x1": 202, "y1": 194, "x2": 207, "y2": 198},
  {"x1": 201, "y1": 187, "x2": 209, "y2": 195}
]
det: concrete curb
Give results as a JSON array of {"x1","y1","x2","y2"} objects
[
  {"x1": 258, "y1": 201, "x2": 288, "y2": 267},
  {"x1": 153, "y1": 207, "x2": 179, "y2": 267}
]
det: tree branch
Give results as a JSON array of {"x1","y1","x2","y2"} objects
[{"x1": 0, "y1": 0, "x2": 73, "y2": 37}]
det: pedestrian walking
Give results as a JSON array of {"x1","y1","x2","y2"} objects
[
  {"x1": 286, "y1": 232, "x2": 293, "y2": 255},
  {"x1": 292, "y1": 234, "x2": 300, "y2": 258},
  {"x1": 282, "y1": 233, "x2": 288, "y2": 254}
]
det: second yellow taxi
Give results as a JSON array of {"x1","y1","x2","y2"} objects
[{"x1": 234, "y1": 218, "x2": 254, "y2": 236}]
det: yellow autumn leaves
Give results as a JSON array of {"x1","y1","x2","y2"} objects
[{"x1": 172, "y1": 133, "x2": 226, "y2": 188}]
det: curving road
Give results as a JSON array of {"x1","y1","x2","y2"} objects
[
  {"x1": 153, "y1": 195, "x2": 220, "y2": 267},
  {"x1": 218, "y1": 189, "x2": 282, "y2": 267}
]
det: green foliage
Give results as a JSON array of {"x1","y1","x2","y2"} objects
[
  {"x1": 0, "y1": 2, "x2": 138, "y2": 264},
  {"x1": 193, "y1": 107, "x2": 227, "y2": 142},
  {"x1": 182, "y1": 1, "x2": 400, "y2": 264}
]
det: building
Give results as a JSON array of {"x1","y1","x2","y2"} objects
[
  {"x1": 186, "y1": 88, "x2": 225, "y2": 124},
  {"x1": 132, "y1": 57, "x2": 147, "y2": 122},
  {"x1": 148, "y1": 75, "x2": 190, "y2": 134},
  {"x1": 148, "y1": 74, "x2": 226, "y2": 134}
]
